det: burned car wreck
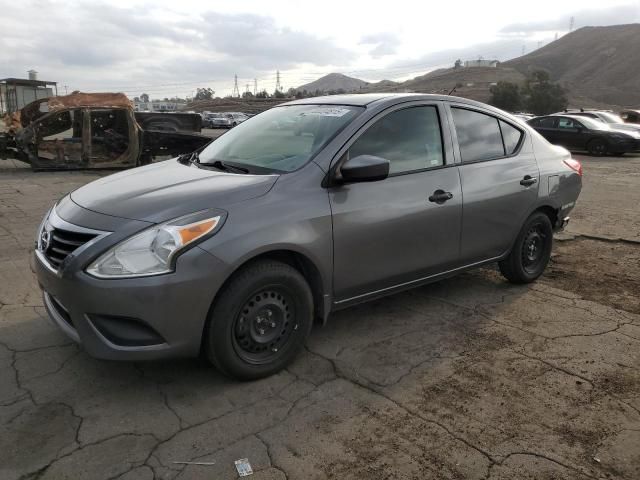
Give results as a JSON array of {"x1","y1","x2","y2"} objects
[{"x1": 0, "y1": 92, "x2": 211, "y2": 170}]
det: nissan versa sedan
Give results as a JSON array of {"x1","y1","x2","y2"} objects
[
  {"x1": 34, "y1": 93, "x2": 582, "y2": 380},
  {"x1": 528, "y1": 114, "x2": 640, "y2": 156}
]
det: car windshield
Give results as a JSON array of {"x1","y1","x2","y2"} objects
[
  {"x1": 596, "y1": 112, "x2": 625, "y2": 124},
  {"x1": 198, "y1": 105, "x2": 362, "y2": 172}
]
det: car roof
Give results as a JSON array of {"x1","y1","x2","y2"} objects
[{"x1": 281, "y1": 93, "x2": 496, "y2": 110}]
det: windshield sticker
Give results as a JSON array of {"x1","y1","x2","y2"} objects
[{"x1": 300, "y1": 107, "x2": 351, "y2": 117}]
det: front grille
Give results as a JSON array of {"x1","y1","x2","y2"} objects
[{"x1": 44, "y1": 228, "x2": 97, "y2": 268}]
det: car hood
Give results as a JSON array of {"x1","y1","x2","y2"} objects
[
  {"x1": 610, "y1": 123, "x2": 640, "y2": 134},
  {"x1": 70, "y1": 159, "x2": 278, "y2": 223}
]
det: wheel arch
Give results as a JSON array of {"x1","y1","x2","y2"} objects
[{"x1": 208, "y1": 248, "x2": 329, "y2": 330}]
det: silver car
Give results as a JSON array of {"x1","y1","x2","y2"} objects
[{"x1": 34, "y1": 94, "x2": 582, "y2": 380}]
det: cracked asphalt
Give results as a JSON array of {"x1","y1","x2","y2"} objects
[{"x1": 1, "y1": 153, "x2": 639, "y2": 480}]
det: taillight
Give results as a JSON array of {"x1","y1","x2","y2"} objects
[{"x1": 563, "y1": 158, "x2": 582, "y2": 176}]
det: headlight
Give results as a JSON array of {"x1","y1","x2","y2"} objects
[{"x1": 86, "y1": 211, "x2": 224, "y2": 278}]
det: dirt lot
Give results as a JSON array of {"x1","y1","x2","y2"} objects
[{"x1": 0, "y1": 153, "x2": 639, "y2": 480}]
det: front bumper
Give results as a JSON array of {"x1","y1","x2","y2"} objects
[{"x1": 35, "y1": 205, "x2": 229, "y2": 361}]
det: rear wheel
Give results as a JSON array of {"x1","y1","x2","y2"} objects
[
  {"x1": 204, "y1": 260, "x2": 313, "y2": 380},
  {"x1": 587, "y1": 138, "x2": 608, "y2": 156},
  {"x1": 499, "y1": 212, "x2": 553, "y2": 284}
]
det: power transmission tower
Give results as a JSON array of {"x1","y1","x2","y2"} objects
[
  {"x1": 232, "y1": 75, "x2": 240, "y2": 98},
  {"x1": 555, "y1": 32, "x2": 559, "y2": 41},
  {"x1": 569, "y1": 16, "x2": 575, "y2": 32},
  {"x1": 253, "y1": 78, "x2": 257, "y2": 95},
  {"x1": 521, "y1": 45, "x2": 525, "y2": 56},
  {"x1": 275, "y1": 70, "x2": 282, "y2": 92},
  {"x1": 245, "y1": 83, "x2": 250, "y2": 94}
]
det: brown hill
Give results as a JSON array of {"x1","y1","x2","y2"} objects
[
  {"x1": 505, "y1": 24, "x2": 640, "y2": 106},
  {"x1": 295, "y1": 73, "x2": 369, "y2": 93},
  {"x1": 362, "y1": 66, "x2": 527, "y2": 103}
]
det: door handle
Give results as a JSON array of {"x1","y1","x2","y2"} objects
[
  {"x1": 520, "y1": 175, "x2": 538, "y2": 187},
  {"x1": 428, "y1": 189, "x2": 453, "y2": 204}
]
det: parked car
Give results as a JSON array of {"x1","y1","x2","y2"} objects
[
  {"x1": 35, "y1": 94, "x2": 582, "y2": 380},
  {"x1": 226, "y1": 112, "x2": 250, "y2": 126},
  {"x1": 203, "y1": 113, "x2": 233, "y2": 129},
  {"x1": 528, "y1": 114, "x2": 640, "y2": 156},
  {"x1": 556, "y1": 109, "x2": 640, "y2": 134},
  {"x1": 620, "y1": 109, "x2": 640, "y2": 124}
]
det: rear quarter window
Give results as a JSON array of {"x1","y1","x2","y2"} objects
[{"x1": 499, "y1": 120, "x2": 523, "y2": 155}]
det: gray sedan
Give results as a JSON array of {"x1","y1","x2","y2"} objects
[{"x1": 34, "y1": 94, "x2": 582, "y2": 380}]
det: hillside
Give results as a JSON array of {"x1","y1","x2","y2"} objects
[
  {"x1": 295, "y1": 73, "x2": 369, "y2": 93},
  {"x1": 505, "y1": 24, "x2": 640, "y2": 106},
  {"x1": 363, "y1": 66, "x2": 527, "y2": 103}
]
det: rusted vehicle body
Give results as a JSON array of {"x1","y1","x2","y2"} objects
[{"x1": 0, "y1": 92, "x2": 210, "y2": 170}]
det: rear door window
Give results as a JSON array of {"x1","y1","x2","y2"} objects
[{"x1": 451, "y1": 108, "x2": 504, "y2": 162}]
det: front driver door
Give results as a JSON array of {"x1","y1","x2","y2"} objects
[{"x1": 329, "y1": 103, "x2": 462, "y2": 303}]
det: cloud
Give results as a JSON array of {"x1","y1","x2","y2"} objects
[
  {"x1": 372, "y1": 37, "x2": 549, "y2": 81},
  {"x1": 0, "y1": 1, "x2": 355, "y2": 95},
  {"x1": 500, "y1": 4, "x2": 640, "y2": 35},
  {"x1": 198, "y1": 12, "x2": 355, "y2": 68},
  {"x1": 360, "y1": 32, "x2": 401, "y2": 58}
]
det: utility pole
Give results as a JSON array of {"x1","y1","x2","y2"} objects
[
  {"x1": 64, "y1": 85, "x2": 68, "y2": 95},
  {"x1": 555, "y1": 32, "x2": 559, "y2": 41},
  {"x1": 253, "y1": 78, "x2": 257, "y2": 95},
  {"x1": 232, "y1": 75, "x2": 240, "y2": 98},
  {"x1": 245, "y1": 83, "x2": 250, "y2": 95},
  {"x1": 569, "y1": 16, "x2": 575, "y2": 33},
  {"x1": 521, "y1": 45, "x2": 525, "y2": 56},
  {"x1": 275, "y1": 70, "x2": 282, "y2": 93}
]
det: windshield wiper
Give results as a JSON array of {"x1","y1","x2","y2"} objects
[{"x1": 208, "y1": 160, "x2": 250, "y2": 174}]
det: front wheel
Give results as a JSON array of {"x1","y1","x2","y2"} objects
[
  {"x1": 204, "y1": 260, "x2": 314, "y2": 380},
  {"x1": 499, "y1": 212, "x2": 553, "y2": 284}
]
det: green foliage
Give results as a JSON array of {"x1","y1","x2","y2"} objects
[
  {"x1": 273, "y1": 89, "x2": 286, "y2": 98},
  {"x1": 255, "y1": 90, "x2": 269, "y2": 98},
  {"x1": 487, "y1": 71, "x2": 568, "y2": 115},
  {"x1": 523, "y1": 71, "x2": 568, "y2": 115},
  {"x1": 194, "y1": 88, "x2": 215, "y2": 101},
  {"x1": 489, "y1": 82, "x2": 522, "y2": 112},
  {"x1": 454, "y1": 59, "x2": 463, "y2": 69}
]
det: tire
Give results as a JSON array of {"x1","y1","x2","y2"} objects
[
  {"x1": 204, "y1": 260, "x2": 314, "y2": 380},
  {"x1": 499, "y1": 212, "x2": 553, "y2": 284},
  {"x1": 587, "y1": 138, "x2": 608, "y2": 156}
]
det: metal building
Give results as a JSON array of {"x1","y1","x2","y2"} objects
[{"x1": 0, "y1": 72, "x2": 58, "y2": 114}]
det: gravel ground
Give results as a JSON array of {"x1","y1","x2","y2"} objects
[{"x1": 0, "y1": 152, "x2": 638, "y2": 480}]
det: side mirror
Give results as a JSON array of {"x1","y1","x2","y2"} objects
[{"x1": 340, "y1": 155, "x2": 390, "y2": 183}]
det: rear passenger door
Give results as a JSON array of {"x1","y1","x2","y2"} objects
[{"x1": 448, "y1": 105, "x2": 539, "y2": 264}]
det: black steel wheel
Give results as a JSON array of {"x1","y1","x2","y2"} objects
[
  {"x1": 587, "y1": 138, "x2": 608, "y2": 156},
  {"x1": 204, "y1": 260, "x2": 313, "y2": 380},
  {"x1": 232, "y1": 287, "x2": 298, "y2": 365},
  {"x1": 499, "y1": 212, "x2": 553, "y2": 284}
]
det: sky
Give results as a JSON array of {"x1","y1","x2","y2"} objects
[{"x1": 1, "y1": 0, "x2": 639, "y2": 99}]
